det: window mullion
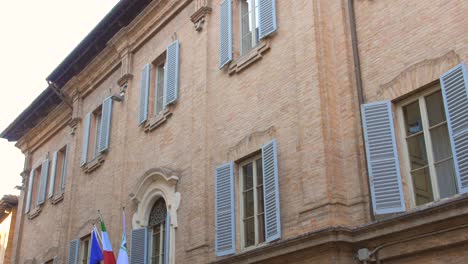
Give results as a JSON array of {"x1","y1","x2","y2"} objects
[
  {"x1": 250, "y1": 0, "x2": 257, "y2": 47},
  {"x1": 419, "y1": 97, "x2": 440, "y2": 200},
  {"x1": 252, "y1": 160, "x2": 259, "y2": 245},
  {"x1": 160, "y1": 223, "x2": 164, "y2": 263}
]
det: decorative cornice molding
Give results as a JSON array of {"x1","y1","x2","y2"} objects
[{"x1": 191, "y1": 2, "x2": 212, "y2": 32}]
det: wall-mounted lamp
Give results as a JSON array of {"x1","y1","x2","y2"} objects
[{"x1": 111, "y1": 94, "x2": 124, "y2": 102}]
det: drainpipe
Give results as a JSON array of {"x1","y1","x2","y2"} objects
[{"x1": 347, "y1": 0, "x2": 374, "y2": 218}]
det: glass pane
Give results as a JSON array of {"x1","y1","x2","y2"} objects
[
  {"x1": 244, "y1": 217, "x2": 255, "y2": 247},
  {"x1": 425, "y1": 91, "x2": 446, "y2": 127},
  {"x1": 244, "y1": 190, "x2": 254, "y2": 217},
  {"x1": 155, "y1": 65, "x2": 165, "y2": 115},
  {"x1": 257, "y1": 185, "x2": 264, "y2": 214},
  {"x1": 243, "y1": 163, "x2": 254, "y2": 190},
  {"x1": 406, "y1": 134, "x2": 428, "y2": 169},
  {"x1": 257, "y1": 214, "x2": 265, "y2": 243},
  {"x1": 256, "y1": 158, "x2": 263, "y2": 186},
  {"x1": 430, "y1": 124, "x2": 452, "y2": 161},
  {"x1": 411, "y1": 167, "x2": 434, "y2": 206},
  {"x1": 436, "y1": 159, "x2": 458, "y2": 199},
  {"x1": 403, "y1": 101, "x2": 423, "y2": 135}
]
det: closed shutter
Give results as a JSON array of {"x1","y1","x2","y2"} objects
[
  {"x1": 67, "y1": 239, "x2": 79, "y2": 264},
  {"x1": 258, "y1": 0, "x2": 277, "y2": 39},
  {"x1": 36, "y1": 159, "x2": 49, "y2": 205},
  {"x1": 164, "y1": 40, "x2": 179, "y2": 106},
  {"x1": 25, "y1": 169, "x2": 35, "y2": 213},
  {"x1": 98, "y1": 97, "x2": 113, "y2": 153},
  {"x1": 61, "y1": 145, "x2": 69, "y2": 190},
  {"x1": 219, "y1": 0, "x2": 232, "y2": 68},
  {"x1": 139, "y1": 64, "x2": 151, "y2": 125},
  {"x1": 261, "y1": 140, "x2": 281, "y2": 242},
  {"x1": 440, "y1": 63, "x2": 468, "y2": 193},
  {"x1": 215, "y1": 162, "x2": 235, "y2": 256},
  {"x1": 80, "y1": 112, "x2": 91, "y2": 166},
  {"x1": 48, "y1": 151, "x2": 58, "y2": 198},
  {"x1": 362, "y1": 101, "x2": 405, "y2": 214},
  {"x1": 164, "y1": 214, "x2": 171, "y2": 264},
  {"x1": 130, "y1": 227, "x2": 149, "y2": 264},
  {"x1": 53, "y1": 256, "x2": 57, "y2": 264}
]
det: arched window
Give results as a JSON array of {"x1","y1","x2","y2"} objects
[{"x1": 148, "y1": 198, "x2": 167, "y2": 264}]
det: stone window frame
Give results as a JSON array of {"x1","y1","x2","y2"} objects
[
  {"x1": 130, "y1": 168, "x2": 180, "y2": 264},
  {"x1": 396, "y1": 83, "x2": 459, "y2": 208}
]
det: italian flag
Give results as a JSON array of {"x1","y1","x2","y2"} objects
[{"x1": 100, "y1": 216, "x2": 117, "y2": 264}]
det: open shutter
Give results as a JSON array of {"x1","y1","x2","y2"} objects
[
  {"x1": 48, "y1": 151, "x2": 58, "y2": 198},
  {"x1": 258, "y1": 0, "x2": 277, "y2": 39},
  {"x1": 219, "y1": 0, "x2": 232, "y2": 68},
  {"x1": 130, "y1": 227, "x2": 149, "y2": 264},
  {"x1": 36, "y1": 159, "x2": 49, "y2": 205},
  {"x1": 67, "y1": 239, "x2": 79, "y2": 264},
  {"x1": 139, "y1": 64, "x2": 151, "y2": 125},
  {"x1": 164, "y1": 40, "x2": 179, "y2": 106},
  {"x1": 61, "y1": 145, "x2": 69, "y2": 191},
  {"x1": 215, "y1": 162, "x2": 235, "y2": 256},
  {"x1": 98, "y1": 97, "x2": 113, "y2": 153},
  {"x1": 80, "y1": 112, "x2": 91, "y2": 166},
  {"x1": 362, "y1": 101, "x2": 405, "y2": 214},
  {"x1": 164, "y1": 214, "x2": 171, "y2": 264},
  {"x1": 440, "y1": 63, "x2": 468, "y2": 193},
  {"x1": 25, "y1": 169, "x2": 35, "y2": 213},
  {"x1": 262, "y1": 140, "x2": 281, "y2": 242}
]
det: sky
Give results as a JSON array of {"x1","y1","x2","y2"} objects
[{"x1": 0, "y1": 0, "x2": 120, "y2": 198}]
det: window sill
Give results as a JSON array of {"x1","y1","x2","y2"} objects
[
  {"x1": 50, "y1": 192, "x2": 64, "y2": 205},
  {"x1": 228, "y1": 40, "x2": 270, "y2": 75},
  {"x1": 27, "y1": 207, "x2": 41, "y2": 220},
  {"x1": 144, "y1": 108, "x2": 172, "y2": 132},
  {"x1": 83, "y1": 153, "x2": 106, "y2": 174}
]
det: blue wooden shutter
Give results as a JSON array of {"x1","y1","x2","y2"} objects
[
  {"x1": 25, "y1": 169, "x2": 35, "y2": 213},
  {"x1": 53, "y1": 256, "x2": 57, "y2": 264},
  {"x1": 36, "y1": 159, "x2": 49, "y2": 205},
  {"x1": 215, "y1": 162, "x2": 235, "y2": 256},
  {"x1": 67, "y1": 239, "x2": 79, "y2": 264},
  {"x1": 219, "y1": 0, "x2": 232, "y2": 68},
  {"x1": 48, "y1": 151, "x2": 58, "y2": 198},
  {"x1": 361, "y1": 101, "x2": 405, "y2": 214},
  {"x1": 130, "y1": 227, "x2": 149, "y2": 264},
  {"x1": 99, "y1": 97, "x2": 113, "y2": 153},
  {"x1": 164, "y1": 214, "x2": 171, "y2": 264},
  {"x1": 258, "y1": 0, "x2": 277, "y2": 39},
  {"x1": 80, "y1": 112, "x2": 91, "y2": 166},
  {"x1": 139, "y1": 64, "x2": 151, "y2": 125},
  {"x1": 61, "y1": 145, "x2": 69, "y2": 191},
  {"x1": 262, "y1": 140, "x2": 281, "y2": 242},
  {"x1": 440, "y1": 63, "x2": 468, "y2": 193},
  {"x1": 164, "y1": 40, "x2": 179, "y2": 106}
]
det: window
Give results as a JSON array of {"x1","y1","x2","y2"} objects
[
  {"x1": 239, "y1": 155, "x2": 265, "y2": 248},
  {"x1": 149, "y1": 199, "x2": 167, "y2": 264},
  {"x1": 49, "y1": 145, "x2": 68, "y2": 202},
  {"x1": 147, "y1": 53, "x2": 167, "y2": 119},
  {"x1": 240, "y1": 0, "x2": 259, "y2": 56},
  {"x1": 79, "y1": 235, "x2": 91, "y2": 264},
  {"x1": 90, "y1": 106, "x2": 103, "y2": 161},
  {"x1": 398, "y1": 86, "x2": 458, "y2": 206}
]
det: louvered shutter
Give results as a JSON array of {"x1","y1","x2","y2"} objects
[
  {"x1": 61, "y1": 145, "x2": 69, "y2": 190},
  {"x1": 258, "y1": 0, "x2": 277, "y2": 39},
  {"x1": 440, "y1": 63, "x2": 468, "y2": 193},
  {"x1": 48, "y1": 151, "x2": 58, "y2": 198},
  {"x1": 215, "y1": 162, "x2": 235, "y2": 256},
  {"x1": 164, "y1": 40, "x2": 179, "y2": 106},
  {"x1": 361, "y1": 101, "x2": 405, "y2": 214},
  {"x1": 53, "y1": 256, "x2": 57, "y2": 264},
  {"x1": 80, "y1": 112, "x2": 91, "y2": 166},
  {"x1": 98, "y1": 97, "x2": 113, "y2": 153},
  {"x1": 164, "y1": 214, "x2": 171, "y2": 264},
  {"x1": 130, "y1": 227, "x2": 149, "y2": 264},
  {"x1": 139, "y1": 64, "x2": 151, "y2": 125},
  {"x1": 67, "y1": 239, "x2": 79, "y2": 264},
  {"x1": 36, "y1": 159, "x2": 49, "y2": 205},
  {"x1": 219, "y1": 0, "x2": 232, "y2": 68},
  {"x1": 261, "y1": 140, "x2": 281, "y2": 242},
  {"x1": 25, "y1": 169, "x2": 35, "y2": 213}
]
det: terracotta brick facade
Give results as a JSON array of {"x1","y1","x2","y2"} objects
[{"x1": 4, "y1": 0, "x2": 468, "y2": 263}]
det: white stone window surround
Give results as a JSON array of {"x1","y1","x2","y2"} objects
[{"x1": 130, "y1": 168, "x2": 180, "y2": 264}]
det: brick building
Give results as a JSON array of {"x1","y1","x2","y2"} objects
[
  {"x1": 1, "y1": 0, "x2": 467, "y2": 263},
  {"x1": 0, "y1": 195, "x2": 18, "y2": 264}
]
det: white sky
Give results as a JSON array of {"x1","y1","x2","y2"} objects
[{"x1": 0, "y1": 0, "x2": 119, "y2": 198}]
